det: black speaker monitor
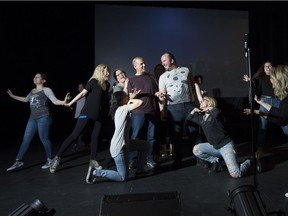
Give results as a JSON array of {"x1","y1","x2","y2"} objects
[{"x1": 99, "y1": 191, "x2": 181, "y2": 216}]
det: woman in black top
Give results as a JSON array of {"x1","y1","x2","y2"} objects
[
  {"x1": 50, "y1": 64, "x2": 110, "y2": 174},
  {"x1": 243, "y1": 61, "x2": 280, "y2": 158},
  {"x1": 187, "y1": 96, "x2": 251, "y2": 178}
]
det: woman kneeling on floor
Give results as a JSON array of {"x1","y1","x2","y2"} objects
[
  {"x1": 86, "y1": 90, "x2": 152, "y2": 184},
  {"x1": 186, "y1": 96, "x2": 251, "y2": 178}
]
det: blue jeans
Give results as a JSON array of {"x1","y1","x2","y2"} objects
[
  {"x1": 16, "y1": 115, "x2": 52, "y2": 160},
  {"x1": 129, "y1": 112, "x2": 156, "y2": 163},
  {"x1": 257, "y1": 96, "x2": 280, "y2": 147},
  {"x1": 193, "y1": 141, "x2": 251, "y2": 178},
  {"x1": 96, "y1": 140, "x2": 147, "y2": 182},
  {"x1": 96, "y1": 147, "x2": 129, "y2": 182},
  {"x1": 281, "y1": 125, "x2": 288, "y2": 137},
  {"x1": 167, "y1": 102, "x2": 201, "y2": 162}
]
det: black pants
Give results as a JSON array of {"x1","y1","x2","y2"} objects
[{"x1": 57, "y1": 117, "x2": 102, "y2": 160}]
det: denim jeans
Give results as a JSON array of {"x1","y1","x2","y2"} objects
[
  {"x1": 96, "y1": 147, "x2": 129, "y2": 182},
  {"x1": 129, "y1": 112, "x2": 156, "y2": 163},
  {"x1": 16, "y1": 115, "x2": 52, "y2": 160},
  {"x1": 96, "y1": 140, "x2": 147, "y2": 182},
  {"x1": 281, "y1": 125, "x2": 288, "y2": 137},
  {"x1": 193, "y1": 141, "x2": 251, "y2": 178},
  {"x1": 167, "y1": 102, "x2": 201, "y2": 161},
  {"x1": 257, "y1": 96, "x2": 280, "y2": 147}
]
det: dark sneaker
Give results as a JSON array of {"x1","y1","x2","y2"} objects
[
  {"x1": 129, "y1": 161, "x2": 137, "y2": 170},
  {"x1": 196, "y1": 158, "x2": 212, "y2": 169},
  {"x1": 256, "y1": 148, "x2": 264, "y2": 159},
  {"x1": 7, "y1": 161, "x2": 24, "y2": 171},
  {"x1": 208, "y1": 162, "x2": 220, "y2": 173},
  {"x1": 49, "y1": 156, "x2": 61, "y2": 173},
  {"x1": 209, "y1": 160, "x2": 227, "y2": 173},
  {"x1": 249, "y1": 158, "x2": 261, "y2": 173},
  {"x1": 86, "y1": 165, "x2": 96, "y2": 184},
  {"x1": 218, "y1": 160, "x2": 227, "y2": 172}
]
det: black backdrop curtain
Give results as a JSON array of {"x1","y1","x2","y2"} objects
[
  {"x1": 1, "y1": 2, "x2": 288, "y2": 144},
  {"x1": 249, "y1": 4, "x2": 288, "y2": 69}
]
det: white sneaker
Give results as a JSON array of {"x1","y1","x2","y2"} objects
[
  {"x1": 49, "y1": 156, "x2": 61, "y2": 173},
  {"x1": 146, "y1": 161, "x2": 157, "y2": 169},
  {"x1": 86, "y1": 165, "x2": 96, "y2": 184},
  {"x1": 41, "y1": 158, "x2": 52, "y2": 169},
  {"x1": 89, "y1": 160, "x2": 102, "y2": 170},
  {"x1": 7, "y1": 161, "x2": 24, "y2": 171}
]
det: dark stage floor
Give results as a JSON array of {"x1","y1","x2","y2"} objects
[{"x1": 1, "y1": 136, "x2": 288, "y2": 216}]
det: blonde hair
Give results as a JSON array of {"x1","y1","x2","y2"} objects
[
  {"x1": 203, "y1": 96, "x2": 217, "y2": 108},
  {"x1": 89, "y1": 64, "x2": 109, "y2": 85},
  {"x1": 270, "y1": 65, "x2": 288, "y2": 100}
]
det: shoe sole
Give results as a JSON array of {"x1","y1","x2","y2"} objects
[
  {"x1": 86, "y1": 166, "x2": 96, "y2": 184},
  {"x1": 49, "y1": 164, "x2": 58, "y2": 173},
  {"x1": 95, "y1": 166, "x2": 102, "y2": 170},
  {"x1": 49, "y1": 158, "x2": 60, "y2": 173},
  {"x1": 41, "y1": 166, "x2": 50, "y2": 169},
  {"x1": 7, "y1": 167, "x2": 21, "y2": 172},
  {"x1": 89, "y1": 161, "x2": 103, "y2": 170},
  {"x1": 7, "y1": 163, "x2": 24, "y2": 172},
  {"x1": 49, "y1": 168, "x2": 56, "y2": 173}
]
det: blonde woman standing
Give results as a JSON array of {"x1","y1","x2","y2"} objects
[
  {"x1": 244, "y1": 65, "x2": 288, "y2": 136},
  {"x1": 50, "y1": 64, "x2": 110, "y2": 174}
]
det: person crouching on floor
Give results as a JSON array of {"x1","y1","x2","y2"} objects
[
  {"x1": 86, "y1": 90, "x2": 152, "y2": 184},
  {"x1": 186, "y1": 96, "x2": 251, "y2": 178}
]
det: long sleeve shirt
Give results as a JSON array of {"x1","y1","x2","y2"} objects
[
  {"x1": 186, "y1": 107, "x2": 232, "y2": 149},
  {"x1": 268, "y1": 96, "x2": 288, "y2": 126}
]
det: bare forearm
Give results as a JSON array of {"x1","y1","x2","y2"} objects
[
  {"x1": 68, "y1": 90, "x2": 86, "y2": 106},
  {"x1": 194, "y1": 83, "x2": 203, "y2": 102},
  {"x1": 258, "y1": 101, "x2": 271, "y2": 111},
  {"x1": 9, "y1": 95, "x2": 27, "y2": 102},
  {"x1": 54, "y1": 99, "x2": 66, "y2": 106}
]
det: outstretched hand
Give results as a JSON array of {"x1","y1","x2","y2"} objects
[
  {"x1": 7, "y1": 89, "x2": 13, "y2": 97},
  {"x1": 243, "y1": 74, "x2": 250, "y2": 82},
  {"x1": 129, "y1": 88, "x2": 141, "y2": 99},
  {"x1": 243, "y1": 108, "x2": 261, "y2": 115},
  {"x1": 254, "y1": 95, "x2": 263, "y2": 105},
  {"x1": 155, "y1": 91, "x2": 166, "y2": 100},
  {"x1": 64, "y1": 92, "x2": 71, "y2": 102},
  {"x1": 243, "y1": 108, "x2": 252, "y2": 115},
  {"x1": 62, "y1": 92, "x2": 71, "y2": 107}
]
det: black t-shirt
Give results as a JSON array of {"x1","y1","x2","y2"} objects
[
  {"x1": 80, "y1": 78, "x2": 102, "y2": 120},
  {"x1": 255, "y1": 75, "x2": 274, "y2": 97},
  {"x1": 187, "y1": 107, "x2": 232, "y2": 149}
]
